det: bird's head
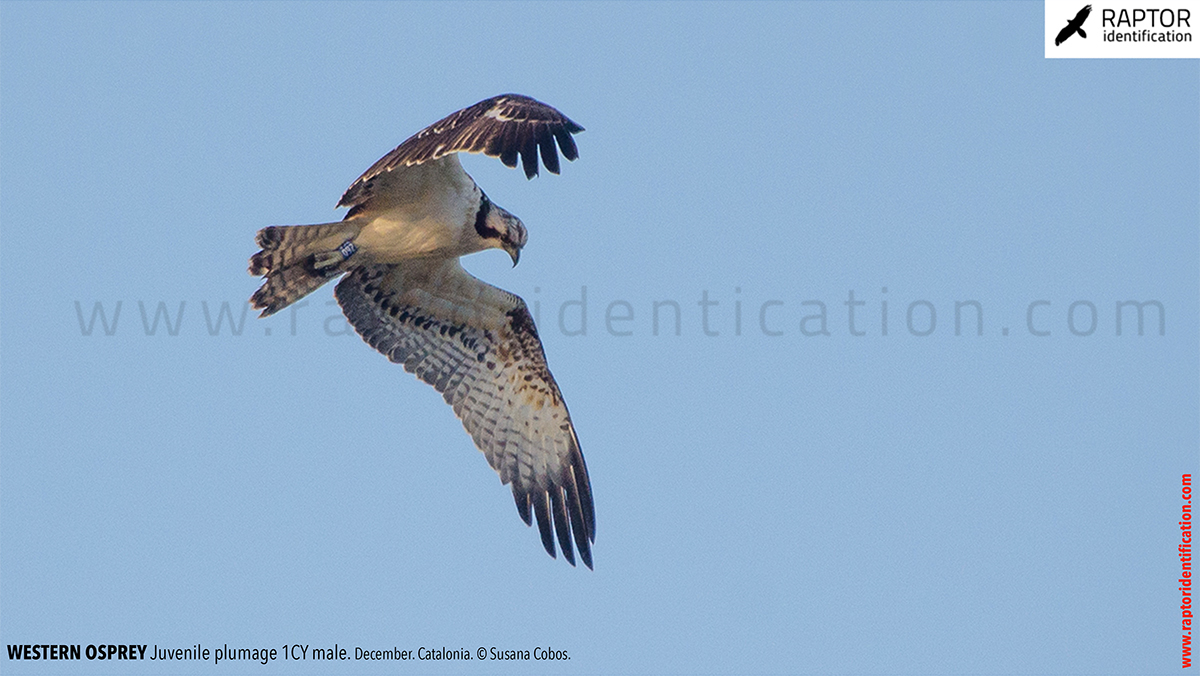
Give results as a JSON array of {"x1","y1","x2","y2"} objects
[{"x1": 475, "y1": 192, "x2": 527, "y2": 266}]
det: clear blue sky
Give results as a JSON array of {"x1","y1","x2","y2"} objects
[{"x1": 2, "y1": 2, "x2": 1197, "y2": 674}]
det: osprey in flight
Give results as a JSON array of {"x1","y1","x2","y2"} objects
[
  {"x1": 248, "y1": 94, "x2": 595, "y2": 568},
  {"x1": 1055, "y1": 4, "x2": 1092, "y2": 46}
]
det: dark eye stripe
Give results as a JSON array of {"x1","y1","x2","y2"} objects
[{"x1": 473, "y1": 193, "x2": 499, "y2": 239}]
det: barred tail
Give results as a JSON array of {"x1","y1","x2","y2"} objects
[{"x1": 248, "y1": 222, "x2": 363, "y2": 317}]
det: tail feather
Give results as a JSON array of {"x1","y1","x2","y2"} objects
[
  {"x1": 249, "y1": 222, "x2": 356, "y2": 275},
  {"x1": 248, "y1": 222, "x2": 362, "y2": 317}
]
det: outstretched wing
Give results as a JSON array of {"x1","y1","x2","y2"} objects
[
  {"x1": 1073, "y1": 4, "x2": 1092, "y2": 24},
  {"x1": 334, "y1": 260, "x2": 595, "y2": 568},
  {"x1": 338, "y1": 94, "x2": 585, "y2": 212}
]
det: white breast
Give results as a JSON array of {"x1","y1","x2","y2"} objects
[{"x1": 351, "y1": 155, "x2": 482, "y2": 261}]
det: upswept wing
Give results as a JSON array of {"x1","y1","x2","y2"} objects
[
  {"x1": 334, "y1": 261, "x2": 595, "y2": 568},
  {"x1": 338, "y1": 94, "x2": 585, "y2": 213}
]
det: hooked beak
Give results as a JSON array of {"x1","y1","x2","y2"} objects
[{"x1": 507, "y1": 246, "x2": 521, "y2": 267}]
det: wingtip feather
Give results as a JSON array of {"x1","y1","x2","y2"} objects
[
  {"x1": 551, "y1": 486, "x2": 576, "y2": 566},
  {"x1": 532, "y1": 490, "x2": 557, "y2": 559}
]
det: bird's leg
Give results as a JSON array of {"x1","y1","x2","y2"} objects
[{"x1": 307, "y1": 239, "x2": 359, "y2": 277}]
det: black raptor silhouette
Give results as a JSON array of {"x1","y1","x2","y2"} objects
[{"x1": 1056, "y1": 5, "x2": 1092, "y2": 46}]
